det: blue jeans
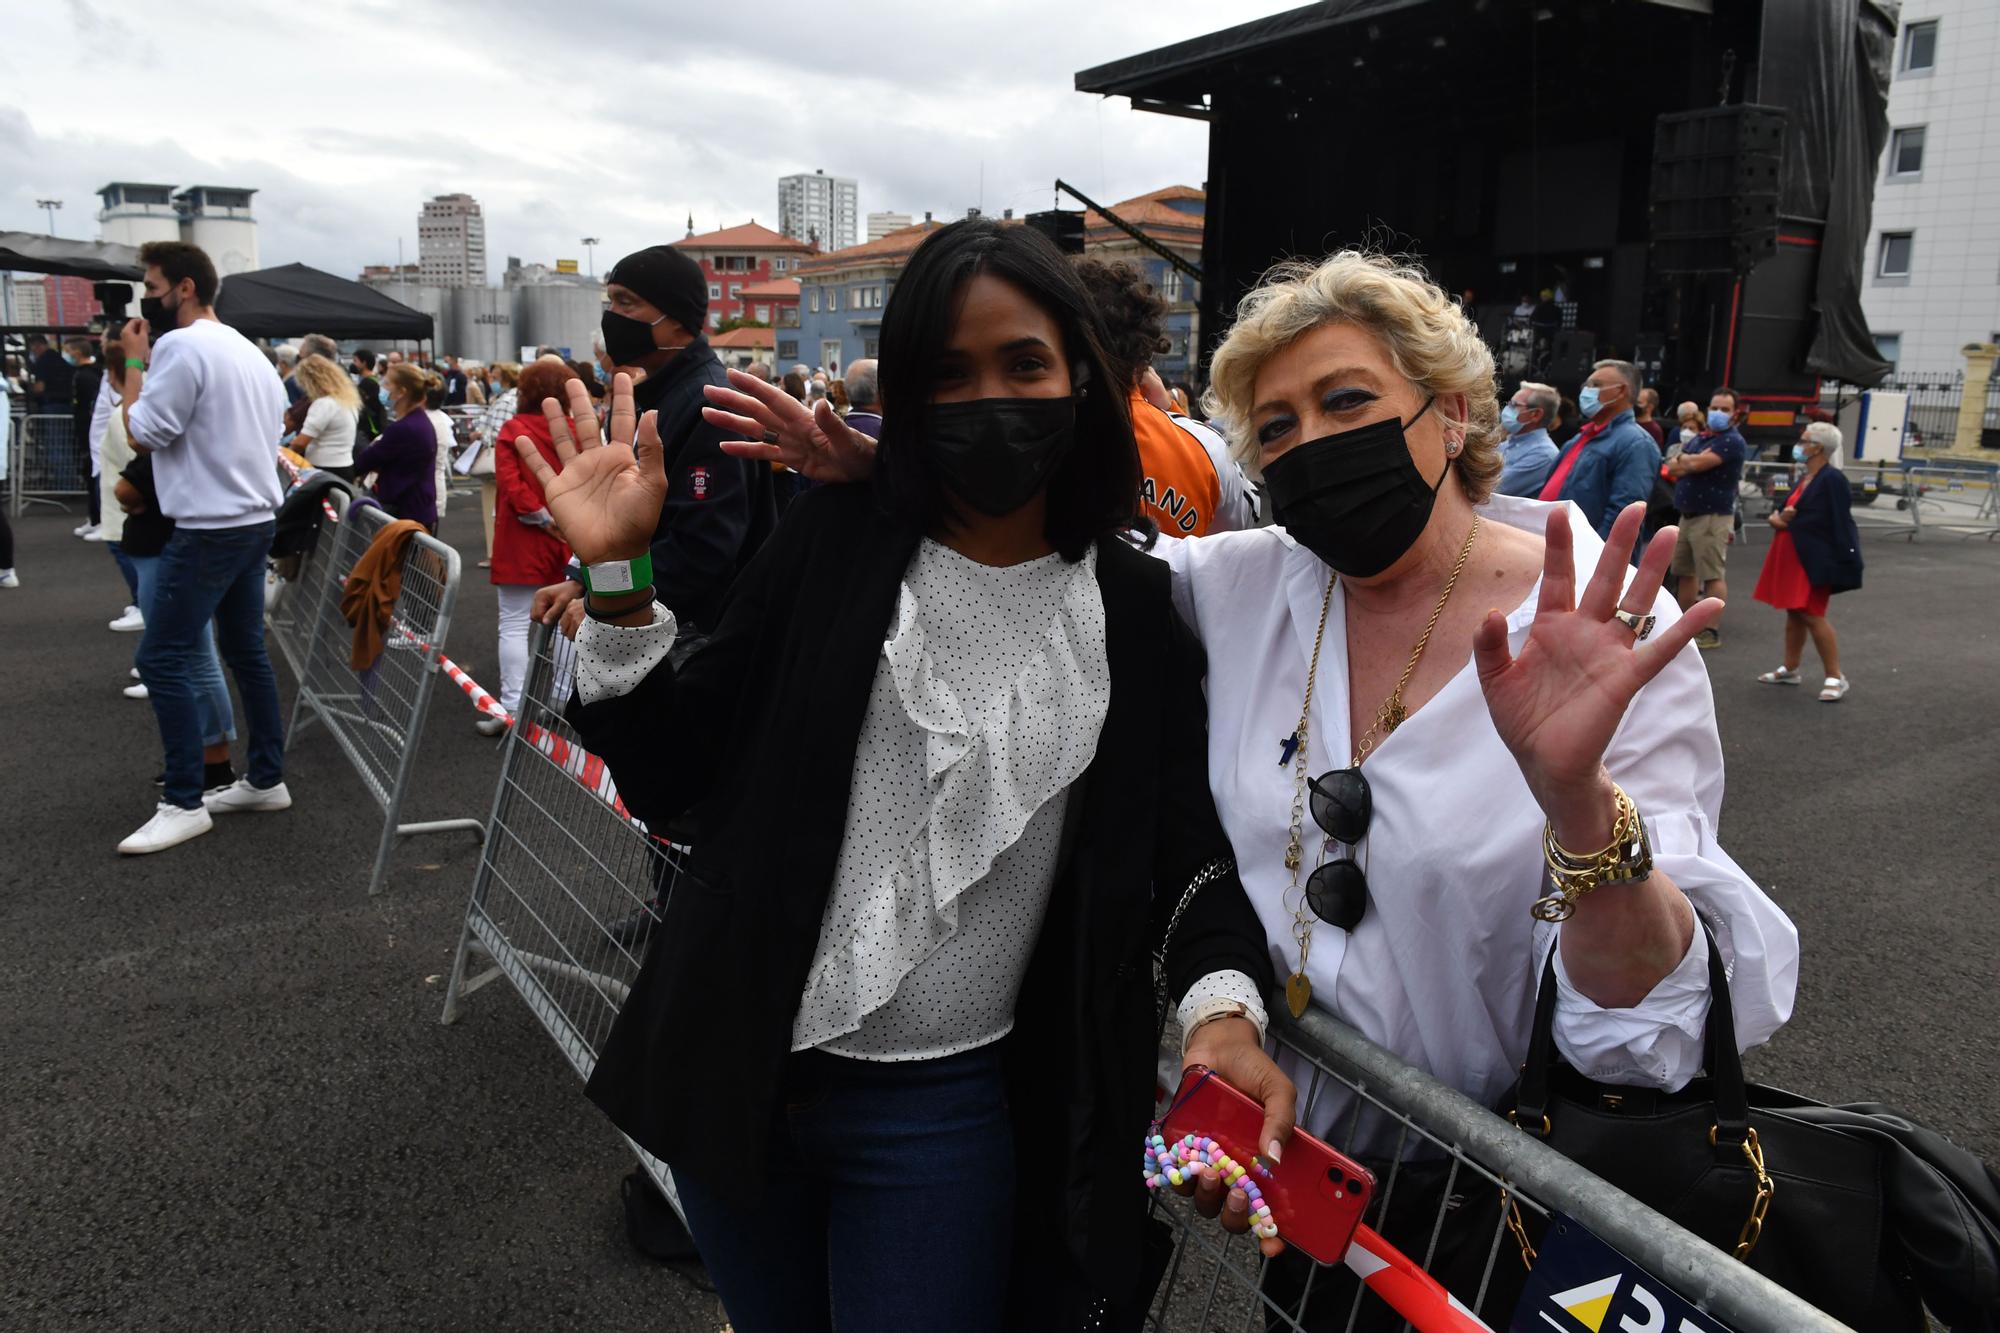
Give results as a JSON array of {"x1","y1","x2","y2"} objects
[
  {"x1": 129, "y1": 553, "x2": 237, "y2": 750},
  {"x1": 107, "y1": 539, "x2": 140, "y2": 604},
  {"x1": 137, "y1": 522, "x2": 284, "y2": 809},
  {"x1": 672, "y1": 1043, "x2": 1015, "y2": 1332}
]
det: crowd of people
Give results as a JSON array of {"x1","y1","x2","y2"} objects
[{"x1": 2, "y1": 220, "x2": 1889, "y2": 1327}]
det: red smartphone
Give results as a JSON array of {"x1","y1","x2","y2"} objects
[{"x1": 1160, "y1": 1066, "x2": 1375, "y2": 1266}]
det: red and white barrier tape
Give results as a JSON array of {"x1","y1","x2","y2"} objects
[
  {"x1": 278, "y1": 453, "x2": 342, "y2": 522},
  {"x1": 419, "y1": 626, "x2": 642, "y2": 825},
  {"x1": 1344, "y1": 1224, "x2": 1494, "y2": 1332}
]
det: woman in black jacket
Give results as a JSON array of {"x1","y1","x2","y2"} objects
[
  {"x1": 510, "y1": 220, "x2": 1290, "y2": 1332},
  {"x1": 1753, "y1": 420, "x2": 1863, "y2": 701}
]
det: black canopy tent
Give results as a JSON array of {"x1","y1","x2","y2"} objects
[
  {"x1": 0, "y1": 231, "x2": 143, "y2": 281},
  {"x1": 213, "y1": 262, "x2": 433, "y2": 342},
  {"x1": 0, "y1": 232, "x2": 144, "y2": 338}
]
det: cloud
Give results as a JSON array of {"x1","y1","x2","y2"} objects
[{"x1": 0, "y1": 0, "x2": 1278, "y2": 281}]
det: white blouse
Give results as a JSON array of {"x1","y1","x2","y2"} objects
[
  {"x1": 1164, "y1": 494, "x2": 1799, "y2": 1154},
  {"x1": 573, "y1": 538, "x2": 1120, "y2": 1063}
]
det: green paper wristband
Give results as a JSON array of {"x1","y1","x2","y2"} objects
[
  {"x1": 581, "y1": 550, "x2": 653, "y2": 596},
  {"x1": 125, "y1": 358, "x2": 147, "y2": 370}
]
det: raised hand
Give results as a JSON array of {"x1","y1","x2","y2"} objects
[
  {"x1": 509, "y1": 374, "x2": 665, "y2": 568},
  {"x1": 1471, "y1": 502, "x2": 1720, "y2": 846},
  {"x1": 703, "y1": 367, "x2": 878, "y2": 484}
]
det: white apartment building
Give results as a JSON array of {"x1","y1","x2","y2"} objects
[
  {"x1": 1860, "y1": 0, "x2": 2000, "y2": 372},
  {"x1": 419, "y1": 193, "x2": 487, "y2": 289},
  {"x1": 779, "y1": 171, "x2": 859, "y2": 252},
  {"x1": 866, "y1": 211, "x2": 913, "y2": 242}
]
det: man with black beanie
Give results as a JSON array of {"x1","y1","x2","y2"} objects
[{"x1": 532, "y1": 244, "x2": 775, "y2": 646}]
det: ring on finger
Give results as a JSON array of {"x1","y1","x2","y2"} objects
[
  {"x1": 1612, "y1": 608, "x2": 1657, "y2": 641},
  {"x1": 762, "y1": 428, "x2": 780, "y2": 444}
]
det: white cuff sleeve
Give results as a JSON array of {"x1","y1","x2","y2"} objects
[
  {"x1": 1550, "y1": 912, "x2": 1712, "y2": 1088},
  {"x1": 1176, "y1": 968, "x2": 1269, "y2": 1049},
  {"x1": 573, "y1": 602, "x2": 678, "y2": 705}
]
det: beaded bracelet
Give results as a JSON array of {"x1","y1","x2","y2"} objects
[{"x1": 1142, "y1": 1131, "x2": 1279, "y2": 1240}]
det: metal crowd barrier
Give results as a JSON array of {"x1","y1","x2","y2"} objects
[
  {"x1": 1898, "y1": 457, "x2": 2000, "y2": 540},
  {"x1": 8, "y1": 413, "x2": 87, "y2": 516},
  {"x1": 265, "y1": 486, "x2": 348, "y2": 679},
  {"x1": 439, "y1": 622, "x2": 688, "y2": 1217},
  {"x1": 1146, "y1": 1004, "x2": 1851, "y2": 1332},
  {"x1": 285, "y1": 498, "x2": 484, "y2": 895}
]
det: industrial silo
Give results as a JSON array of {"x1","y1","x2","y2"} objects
[
  {"x1": 512, "y1": 282, "x2": 602, "y2": 361},
  {"x1": 448, "y1": 286, "x2": 515, "y2": 362}
]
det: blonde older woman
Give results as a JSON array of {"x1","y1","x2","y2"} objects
[
  {"x1": 696, "y1": 250, "x2": 1798, "y2": 1271},
  {"x1": 1171, "y1": 248, "x2": 1795, "y2": 1127},
  {"x1": 292, "y1": 353, "x2": 361, "y2": 479}
]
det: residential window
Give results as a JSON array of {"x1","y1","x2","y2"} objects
[
  {"x1": 810, "y1": 287, "x2": 821, "y2": 313},
  {"x1": 755, "y1": 304, "x2": 770, "y2": 323},
  {"x1": 778, "y1": 306, "x2": 799, "y2": 328},
  {"x1": 1901, "y1": 20, "x2": 1937, "y2": 73},
  {"x1": 709, "y1": 311, "x2": 722, "y2": 329},
  {"x1": 729, "y1": 283, "x2": 743, "y2": 299},
  {"x1": 1888, "y1": 127, "x2": 1925, "y2": 177},
  {"x1": 708, "y1": 283, "x2": 722, "y2": 300},
  {"x1": 1877, "y1": 231, "x2": 1914, "y2": 278},
  {"x1": 774, "y1": 258, "x2": 788, "y2": 273},
  {"x1": 1163, "y1": 269, "x2": 1182, "y2": 302},
  {"x1": 778, "y1": 339, "x2": 799, "y2": 361},
  {"x1": 1873, "y1": 333, "x2": 1901, "y2": 368},
  {"x1": 864, "y1": 338, "x2": 880, "y2": 357}
]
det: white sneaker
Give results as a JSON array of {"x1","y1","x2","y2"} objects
[
  {"x1": 118, "y1": 801, "x2": 213, "y2": 854},
  {"x1": 123, "y1": 682, "x2": 150, "y2": 700},
  {"x1": 83, "y1": 529, "x2": 109, "y2": 542},
  {"x1": 0, "y1": 569, "x2": 17, "y2": 589},
  {"x1": 202, "y1": 778, "x2": 293, "y2": 814},
  {"x1": 109, "y1": 606, "x2": 145, "y2": 632},
  {"x1": 475, "y1": 715, "x2": 510, "y2": 737},
  {"x1": 74, "y1": 522, "x2": 100, "y2": 538},
  {"x1": 130, "y1": 666, "x2": 142, "y2": 680}
]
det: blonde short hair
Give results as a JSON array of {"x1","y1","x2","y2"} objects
[{"x1": 1205, "y1": 251, "x2": 1503, "y2": 503}]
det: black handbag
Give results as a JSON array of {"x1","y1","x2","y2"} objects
[{"x1": 1508, "y1": 925, "x2": 1928, "y2": 1330}]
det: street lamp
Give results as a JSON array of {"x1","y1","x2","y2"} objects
[
  {"x1": 581, "y1": 237, "x2": 600, "y2": 278},
  {"x1": 35, "y1": 199, "x2": 66, "y2": 327}
]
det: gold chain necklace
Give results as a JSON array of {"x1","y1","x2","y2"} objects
[{"x1": 1281, "y1": 516, "x2": 1481, "y2": 1019}]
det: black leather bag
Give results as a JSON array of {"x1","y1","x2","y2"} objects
[{"x1": 1509, "y1": 926, "x2": 1927, "y2": 1330}]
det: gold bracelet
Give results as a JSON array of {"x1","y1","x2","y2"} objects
[{"x1": 1531, "y1": 784, "x2": 1653, "y2": 922}]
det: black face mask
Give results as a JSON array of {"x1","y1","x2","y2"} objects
[
  {"x1": 140, "y1": 292, "x2": 179, "y2": 344},
  {"x1": 927, "y1": 396, "x2": 1078, "y2": 517},
  {"x1": 601, "y1": 309, "x2": 667, "y2": 365},
  {"x1": 1262, "y1": 397, "x2": 1445, "y2": 578}
]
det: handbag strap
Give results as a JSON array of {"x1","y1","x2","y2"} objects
[
  {"x1": 1514, "y1": 916, "x2": 1750, "y2": 1144},
  {"x1": 1152, "y1": 857, "x2": 1235, "y2": 1048}
]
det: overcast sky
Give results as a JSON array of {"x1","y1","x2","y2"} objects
[{"x1": 1, "y1": 0, "x2": 1293, "y2": 282}]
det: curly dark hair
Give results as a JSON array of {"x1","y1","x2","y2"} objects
[{"x1": 1070, "y1": 256, "x2": 1168, "y2": 390}]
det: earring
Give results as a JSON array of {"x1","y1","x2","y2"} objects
[{"x1": 1445, "y1": 437, "x2": 1463, "y2": 456}]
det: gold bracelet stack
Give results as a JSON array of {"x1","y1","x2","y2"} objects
[{"x1": 1532, "y1": 784, "x2": 1653, "y2": 922}]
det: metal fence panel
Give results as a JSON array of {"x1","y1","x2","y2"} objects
[
  {"x1": 1145, "y1": 1006, "x2": 1853, "y2": 1333},
  {"x1": 265, "y1": 487, "x2": 349, "y2": 678},
  {"x1": 285, "y1": 500, "x2": 483, "y2": 894},
  {"x1": 440, "y1": 622, "x2": 688, "y2": 1216},
  {"x1": 9, "y1": 413, "x2": 87, "y2": 515}
]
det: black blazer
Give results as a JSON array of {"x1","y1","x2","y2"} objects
[
  {"x1": 1788, "y1": 466, "x2": 1864, "y2": 594},
  {"x1": 573, "y1": 482, "x2": 1272, "y2": 1322}
]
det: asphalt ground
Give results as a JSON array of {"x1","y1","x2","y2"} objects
[{"x1": 2, "y1": 497, "x2": 1995, "y2": 1330}]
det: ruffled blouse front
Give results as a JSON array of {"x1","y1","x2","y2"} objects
[{"x1": 791, "y1": 538, "x2": 1111, "y2": 1061}]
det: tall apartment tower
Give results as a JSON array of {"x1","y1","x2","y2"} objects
[
  {"x1": 779, "y1": 170, "x2": 858, "y2": 252},
  {"x1": 419, "y1": 193, "x2": 488, "y2": 288}
]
